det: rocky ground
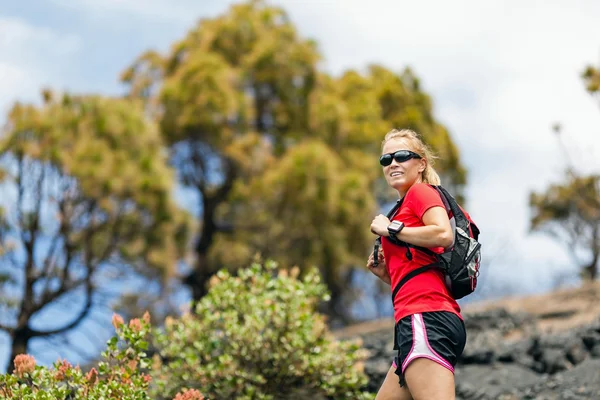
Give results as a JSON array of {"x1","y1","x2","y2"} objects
[{"x1": 335, "y1": 282, "x2": 600, "y2": 400}]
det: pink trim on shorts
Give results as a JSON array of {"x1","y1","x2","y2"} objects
[{"x1": 399, "y1": 313, "x2": 454, "y2": 373}]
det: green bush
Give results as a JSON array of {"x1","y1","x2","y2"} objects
[
  {"x1": 151, "y1": 261, "x2": 374, "y2": 400},
  {"x1": 0, "y1": 314, "x2": 204, "y2": 400},
  {"x1": 0, "y1": 261, "x2": 374, "y2": 399}
]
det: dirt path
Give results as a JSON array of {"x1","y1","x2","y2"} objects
[
  {"x1": 465, "y1": 281, "x2": 600, "y2": 336},
  {"x1": 334, "y1": 281, "x2": 600, "y2": 339}
]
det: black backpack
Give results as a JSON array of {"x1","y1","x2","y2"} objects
[{"x1": 380, "y1": 185, "x2": 481, "y2": 300}]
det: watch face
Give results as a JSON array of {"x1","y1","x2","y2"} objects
[{"x1": 389, "y1": 221, "x2": 402, "y2": 232}]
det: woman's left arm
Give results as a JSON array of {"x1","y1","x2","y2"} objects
[
  {"x1": 395, "y1": 206, "x2": 453, "y2": 248},
  {"x1": 371, "y1": 206, "x2": 453, "y2": 248}
]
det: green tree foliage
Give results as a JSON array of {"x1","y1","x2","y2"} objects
[
  {"x1": 151, "y1": 260, "x2": 373, "y2": 400},
  {"x1": 0, "y1": 91, "x2": 187, "y2": 371},
  {"x1": 218, "y1": 141, "x2": 376, "y2": 316},
  {"x1": 530, "y1": 174, "x2": 600, "y2": 280},
  {"x1": 529, "y1": 58, "x2": 600, "y2": 281},
  {"x1": 582, "y1": 64, "x2": 600, "y2": 96},
  {"x1": 121, "y1": 0, "x2": 468, "y2": 309}
]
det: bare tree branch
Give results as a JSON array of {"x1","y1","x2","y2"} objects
[
  {"x1": 0, "y1": 322, "x2": 14, "y2": 335},
  {"x1": 32, "y1": 277, "x2": 88, "y2": 315},
  {"x1": 38, "y1": 182, "x2": 72, "y2": 303},
  {"x1": 30, "y1": 277, "x2": 93, "y2": 338},
  {"x1": 16, "y1": 156, "x2": 38, "y2": 329}
]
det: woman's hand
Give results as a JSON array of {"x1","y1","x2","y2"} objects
[
  {"x1": 367, "y1": 247, "x2": 391, "y2": 285},
  {"x1": 370, "y1": 214, "x2": 391, "y2": 237}
]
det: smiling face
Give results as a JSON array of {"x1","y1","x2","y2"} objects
[{"x1": 382, "y1": 138, "x2": 426, "y2": 195}]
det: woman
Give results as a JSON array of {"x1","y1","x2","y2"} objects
[{"x1": 367, "y1": 128, "x2": 467, "y2": 400}]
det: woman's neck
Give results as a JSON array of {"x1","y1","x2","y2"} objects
[{"x1": 397, "y1": 178, "x2": 423, "y2": 198}]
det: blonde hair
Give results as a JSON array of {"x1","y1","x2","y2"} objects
[{"x1": 382, "y1": 128, "x2": 441, "y2": 185}]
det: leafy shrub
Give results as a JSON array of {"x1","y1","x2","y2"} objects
[
  {"x1": 0, "y1": 313, "x2": 203, "y2": 400},
  {"x1": 0, "y1": 261, "x2": 375, "y2": 399},
  {"x1": 151, "y1": 260, "x2": 374, "y2": 400}
]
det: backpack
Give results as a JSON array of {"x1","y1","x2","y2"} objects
[{"x1": 382, "y1": 185, "x2": 481, "y2": 300}]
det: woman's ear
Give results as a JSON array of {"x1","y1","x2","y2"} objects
[{"x1": 418, "y1": 159, "x2": 427, "y2": 173}]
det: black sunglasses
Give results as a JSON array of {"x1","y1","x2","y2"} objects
[{"x1": 379, "y1": 150, "x2": 422, "y2": 166}]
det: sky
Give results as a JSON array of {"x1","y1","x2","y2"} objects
[{"x1": 1, "y1": 0, "x2": 600, "y2": 367}]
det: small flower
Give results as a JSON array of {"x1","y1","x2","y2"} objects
[
  {"x1": 129, "y1": 318, "x2": 142, "y2": 332},
  {"x1": 54, "y1": 359, "x2": 72, "y2": 381},
  {"x1": 208, "y1": 274, "x2": 220, "y2": 288},
  {"x1": 13, "y1": 354, "x2": 36, "y2": 377},
  {"x1": 142, "y1": 374, "x2": 152, "y2": 384},
  {"x1": 127, "y1": 359, "x2": 137, "y2": 371},
  {"x1": 173, "y1": 389, "x2": 205, "y2": 400},
  {"x1": 86, "y1": 367, "x2": 98, "y2": 386},
  {"x1": 290, "y1": 266, "x2": 300, "y2": 278},
  {"x1": 142, "y1": 311, "x2": 151, "y2": 324},
  {"x1": 112, "y1": 313, "x2": 124, "y2": 330}
]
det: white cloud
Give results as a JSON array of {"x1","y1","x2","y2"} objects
[
  {"x1": 0, "y1": 64, "x2": 35, "y2": 109},
  {"x1": 49, "y1": 0, "x2": 236, "y2": 24},
  {"x1": 0, "y1": 17, "x2": 80, "y2": 61},
  {"x1": 0, "y1": 17, "x2": 81, "y2": 116}
]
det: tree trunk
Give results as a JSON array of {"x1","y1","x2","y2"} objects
[
  {"x1": 584, "y1": 258, "x2": 598, "y2": 281},
  {"x1": 184, "y1": 254, "x2": 214, "y2": 301},
  {"x1": 7, "y1": 327, "x2": 32, "y2": 374},
  {"x1": 319, "y1": 249, "x2": 353, "y2": 328},
  {"x1": 585, "y1": 235, "x2": 599, "y2": 281},
  {"x1": 184, "y1": 194, "x2": 219, "y2": 302},
  {"x1": 184, "y1": 157, "x2": 237, "y2": 303}
]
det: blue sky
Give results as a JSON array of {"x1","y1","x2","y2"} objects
[{"x1": 1, "y1": 0, "x2": 600, "y2": 368}]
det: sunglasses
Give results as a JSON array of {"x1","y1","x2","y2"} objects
[{"x1": 379, "y1": 150, "x2": 422, "y2": 166}]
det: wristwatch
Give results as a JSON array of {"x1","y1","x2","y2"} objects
[{"x1": 387, "y1": 221, "x2": 405, "y2": 238}]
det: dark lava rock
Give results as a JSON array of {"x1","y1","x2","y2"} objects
[{"x1": 352, "y1": 309, "x2": 600, "y2": 399}]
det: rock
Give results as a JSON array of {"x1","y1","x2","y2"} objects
[
  {"x1": 591, "y1": 344, "x2": 600, "y2": 358},
  {"x1": 533, "y1": 359, "x2": 600, "y2": 399},
  {"x1": 352, "y1": 309, "x2": 600, "y2": 397},
  {"x1": 565, "y1": 340, "x2": 588, "y2": 366},
  {"x1": 363, "y1": 358, "x2": 392, "y2": 393},
  {"x1": 581, "y1": 331, "x2": 600, "y2": 350},
  {"x1": 455, "y1": 364, "x2": 541, "y2": 400},
  {"x1": 530, "y1": 348, "x2": 569, "y2": 374},
  {"x1": 460, "y1": 348, "x2": 495, "y2": 364}
]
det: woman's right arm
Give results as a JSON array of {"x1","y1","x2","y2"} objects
[{"x1": 367, "y1": 248, "x2": 391, "y2": 285}]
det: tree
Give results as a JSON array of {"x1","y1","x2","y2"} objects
[
  {"x1": 529, "y1": 58, "x2": 600, "y2": 281},
  {"x1": 582, "y1": 63, "x2": 600, "y2": 101},
  {"x1": 530, "y1": 174, "x2": 600, "y2": 280},
  {"x1": 121, "y1": 0, "x2": 468, "y2": 313},
  {"x1": 0, "y1": 91, "x2": 186, "y2": 372}
]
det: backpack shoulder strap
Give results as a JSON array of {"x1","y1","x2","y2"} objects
[
  {"x1": 436, "y1": 186, "x2": 466, "y2": 222},
  {"x1": 375, "y1": 197, "x2": 406, "y2": 247},
  {"x1": 430, "y1": 185, "x2": 452, "y2": 213},
  {"x1": 386, "y1": 196, "x2": 405, "y2": 219},
  {"x1": 391, "y1": 262, "x2": 439, "y2": 301}
]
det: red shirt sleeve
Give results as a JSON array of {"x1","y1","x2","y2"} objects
[{"x1": 406, "y1": 183, "x2": 445, "y2": 219}]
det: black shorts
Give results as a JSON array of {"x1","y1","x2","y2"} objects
[{"x1": 391, "y1": 311, "x2": 466, "y2": 386}]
